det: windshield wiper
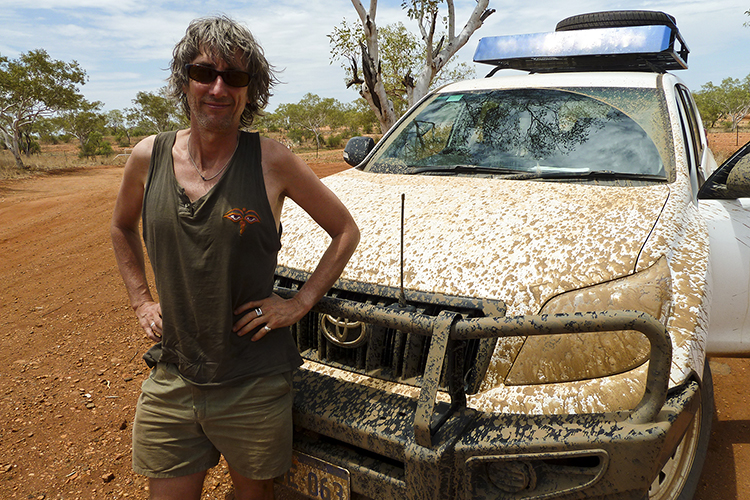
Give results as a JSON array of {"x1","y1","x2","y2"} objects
[
  {"x1": 406, "y1": 165, "x2": 666, "y2": 181},
  {"x1": 520, "y1": 169, "x2": 667, "y2": 181},
  {"x1": 407, "y1": 165, "x2": 521, "y2": 176}
]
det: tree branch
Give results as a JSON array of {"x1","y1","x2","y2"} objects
[
  {"x1": 447, "y1": 0, "x2": 455, "y2": 41},
  {"x1": 346, "y1": 57, "x2": 365, "y2": 88},
  {"x1": 409, "y1": 0, "x2": 494, "y2": 108}
]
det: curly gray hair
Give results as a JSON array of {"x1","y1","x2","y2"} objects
[{"x1": 168, "y1": 16, "x2": 278, "y2": 128}]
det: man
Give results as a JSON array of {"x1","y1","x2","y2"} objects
[{"x1": 110, "y1": 16, "x2": 360, "y2": 500}]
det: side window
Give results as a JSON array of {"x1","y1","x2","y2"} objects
[{"x1": 675, "y1": 85, "x2": 705, "y2": 186}]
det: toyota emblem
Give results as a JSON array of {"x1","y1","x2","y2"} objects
[{"x1": 320, "y1": 314, "x2": 368, "y2": 348}]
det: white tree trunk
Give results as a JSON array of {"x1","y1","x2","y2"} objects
[
  {"x1": 410, "y1": 0, "x2": 494, "y2": 108},
  {"x1": 350, "y1": 0, "x2": 494, "y2": 132},
  {"x1": 351, "y1": 0, "x2": 398, "y2": 133},
  {"x1": 0, "y1": 112, "x2": 26, "y2": 169}
]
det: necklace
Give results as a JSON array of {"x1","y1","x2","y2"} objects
[{"x1": 187, "y1": 134, "x2": 240, "y2": 182}]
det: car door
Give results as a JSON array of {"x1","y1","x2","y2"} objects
[{"x1": 698, "y1": 141, "x2": 750, "y2": 354}]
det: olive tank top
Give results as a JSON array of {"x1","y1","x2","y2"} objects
[{"x1": 141, "y1": 130, "x2": 302, "y2": 386}]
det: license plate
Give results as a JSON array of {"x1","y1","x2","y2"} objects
[{"x1": 276, "y1": 451, "x2": 351, "y2": 500}]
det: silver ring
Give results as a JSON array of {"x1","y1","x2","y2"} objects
[
  {"x1": 263, "y1": 325, "x2": 272, "y2": 332},
  {"x1": 150, "y1": 321, "x2": 156, "y2": 329},
  {"x1": 255, "y1": 307, "x2": 263, "y2": 317}
]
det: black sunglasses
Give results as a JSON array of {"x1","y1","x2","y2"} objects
[{"x1": 185, "y1": 64, "x2": 252, "y2": 88}]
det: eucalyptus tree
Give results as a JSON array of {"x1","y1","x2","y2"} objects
[
  {"x1": 331, "y1": 0, "x2": 494, "y2": 132},
  {"x1": 696, "y1": 76, "x2": 750, "y2": 131},
  {"x1": 0, "y1": 49, "x2": 86, "y2": 169},
  {"x1": 276, "y1": 93, "x2": 345, "y2": 155},
  {"x1": 58, "y1": 99, "x2": 107, "y2": 152},
  {"x1": 126, "y1": 87, "x2": 185, "y2": 134}
]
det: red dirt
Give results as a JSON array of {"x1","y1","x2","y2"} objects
[{"x1": 0, "y1": 137, "x2": 747, "y2": 500}]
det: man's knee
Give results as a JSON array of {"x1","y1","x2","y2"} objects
[
  {"x1": 148, "y1": 470, "x2": 206, "y2": 500},
  {"x1": 228, "y1": 467, "x2": 275, "y2": 500}
]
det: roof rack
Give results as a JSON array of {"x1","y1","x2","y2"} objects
[{"x1": 474, "y1": 24, "x2": 689, "y2": 74}]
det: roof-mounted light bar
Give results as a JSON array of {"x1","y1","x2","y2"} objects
[{"x1": 474, "y1": 24, "x2": 689, "y2": 73}]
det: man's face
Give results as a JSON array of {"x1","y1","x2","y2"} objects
[{"x1": 184, "y1": 50, "x2": 249, "y2": 133}]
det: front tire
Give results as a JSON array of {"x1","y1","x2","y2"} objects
[{"x1": 648, "y1": 362, "x2": 714, "y2": 500}]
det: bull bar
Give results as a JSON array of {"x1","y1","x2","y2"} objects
[{"x1": 275, "y1": 287, "x2": 689, "y2": 500}]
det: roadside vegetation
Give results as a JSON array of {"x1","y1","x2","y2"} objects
[{"x1": 3, "y1": 0, "x2": 750, "y2": 181}]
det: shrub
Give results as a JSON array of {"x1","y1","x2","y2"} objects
[
  {"x1": 79, "y1": 132, "x2": 114, "y2": 158},
  {"x1": 288, "y1": 129, "x2": 306, "y2": 144},
  {"x1": 115, "y1": 131, "x2": 130, "y2": 147},
  {"x1": 327, "y1": 134, "x2": 344, "y2": 149}
]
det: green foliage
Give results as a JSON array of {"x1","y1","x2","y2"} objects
[
  {"x1": 252, "y1": 111, "x2": 286, "y2": 133},
  {"x1": 695, "y1": 76, "x2": 750, "y2": 131},
  {"x1": 22, "y1": 139, "x2": 41, "y2": 155},
  {"x1": 693, "y1": 91, "x2": 723, "y2": 128},
  {"x1": 345, "y1": 99, "x2": 379, "y2": 134},
  {"x1": 115, "y1": 130, "x2": 131, "y2": 147},
  {"x1": 79, "y1": 131, "x2": 113, "y2": 158},
  {"x1": 329, "y1": 0, "x2": 488, "y2": 131},
  {"x1": 0, "y1": 49, "x2": 86, "y2": 168},
  {"x1": 105, "y1": 109, "x2": 126, "y2": 135},
  {"x1": 126, "y1": 87, "x2": 184, "y2": 134},
  {"x1": 329, "y1": 20, "x2": 473, "y2": 117},
  {"x1": 57, "y1": 99, "x2": 107, "y2": 153},
  {"x1": 274, "y1": 93, "x2": 347, "y2": 153},
  {"x1": 288, "y1": 129, "x2": 307, "y2": 144},
  {"x1": 327, "y1": 134, "x2": 344, "y2": 149},
  {"x1": 329, "y1": 21, "x2": 422, "y2": 116},
  {"x1": 267, "y1": 93, "x2": 378, "y2": 152},
  {"x1": 401, "y1": 0, "x2": 438, "y2": 20},
  {"x1": 33, "y1": 117, "x2": 63, "y2": 144}
]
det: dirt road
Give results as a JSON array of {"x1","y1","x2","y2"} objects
[{"x1": 0, "y1": 157, "x2": 747, "y2": 499}]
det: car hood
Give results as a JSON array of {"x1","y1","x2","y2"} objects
[{"x1": 279, "y1": 169, "x2": 670, "y2": 315}]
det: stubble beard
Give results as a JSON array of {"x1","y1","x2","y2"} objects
[
  {"x1": 188, "y1": 94, "x2": 242, "y2": 134},
  {"x1": 194, "y1": 107, "x2": 239, "y2": 134}
]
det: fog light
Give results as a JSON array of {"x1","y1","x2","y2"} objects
[
  {"x1": 468, "y1": 450, "x2": 608, "y2": 499},
  {"x1": 486, "y1": 460, "x2": 537, "y2": 493}
]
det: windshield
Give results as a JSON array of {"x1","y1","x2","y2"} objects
[{"x1": 366, "y1": 87, "x2": 673, "y2": 183}]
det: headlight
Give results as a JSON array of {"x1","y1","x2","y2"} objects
[{"x1": 505, "y1": 257, "x2": 671, "y2": 385}]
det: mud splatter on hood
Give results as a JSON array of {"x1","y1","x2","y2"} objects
[{"x1": 280, "y1": 169, "x2": 669, "y2": 314}]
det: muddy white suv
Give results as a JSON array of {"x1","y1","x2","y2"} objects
[{"x1": 274, "y1": 11, "x2": 750, "y2": 500}]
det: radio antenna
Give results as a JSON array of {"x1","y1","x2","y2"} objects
[{"x1": 398, "y1": 193, "x2": 407, "y2": 308}]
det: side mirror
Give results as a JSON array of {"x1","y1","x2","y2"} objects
[
  {"x1": 699, "y1": 140, "x2": 750, "y2": 199},
  {"x1": 343, "y1": 137, "x2": 375, "y2": 167},
  {"x1": 726, "y1": 156, "x2": 750, "y2": 198}
]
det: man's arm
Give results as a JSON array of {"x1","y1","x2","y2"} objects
[
  {"x1": 234, "y1": 138, "x2": 360, "y2": 340},
  {"x1": 110, "y1": 135, "x2": 162, "y2": 341}
]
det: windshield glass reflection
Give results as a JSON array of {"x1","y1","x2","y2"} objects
[{"x1": 367, "y1": 88, "x2": 669, "y2": 182}]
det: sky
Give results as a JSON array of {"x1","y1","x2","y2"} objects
[{"x1": 0, "y1": 0, "x2": 749, "y2": 113}]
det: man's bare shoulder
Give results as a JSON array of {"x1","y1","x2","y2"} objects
[
  {"x1": 130, "y1": 135, "x2": 157, "y2": 162},
  {"x1": 258, "y1": 135, "x2": 296, "y2": 164},
  {"x1": 125, "y1": 131, "x2": 184, "y2": 174},
  {"x1": 258, "y1": 135, "x2": 312, "y2": 177},
  {"x1": 120, "y1": 135, "x2": 159, "y2": 186}
]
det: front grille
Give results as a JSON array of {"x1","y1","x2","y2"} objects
[{"x1": 275, "y1": 267, "x2": 504, "y2": 394}]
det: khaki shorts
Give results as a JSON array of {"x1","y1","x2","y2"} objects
[{"x1": 132, "y1": 363, "x2": 293, "y2": 479}]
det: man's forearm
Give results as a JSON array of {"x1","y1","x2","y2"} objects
[
  {"x1": 111, "y1": 224, "x2": 154, "y2": 311},
  {"x1": 294, "y1": 223, "x2": 360, "y2": 313}
]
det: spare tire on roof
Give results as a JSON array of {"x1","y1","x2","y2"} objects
[{"x1": 555, "y1": 10, "x2": 677, "y2": 31}]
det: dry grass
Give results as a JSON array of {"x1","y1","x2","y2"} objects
[
  {"x1": 297, "y1": 147, "x2": 348, "y2": 164},
  {"x1": 0, "y1": 141, "x2": 131, "y2": 181},
  {"x1": 706, "y1": 129, "x2": 750, "y2": 165},
  {"x1": 0, "y1": 138, "x2": 346, "y2": 182}
]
